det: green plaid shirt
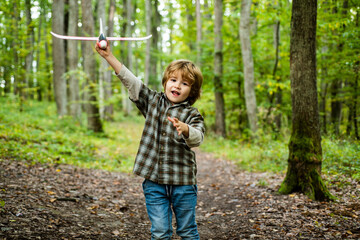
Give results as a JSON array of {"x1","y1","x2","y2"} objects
[{"x1": 132, "y1": 84, "x2": 205, "y2": 185}]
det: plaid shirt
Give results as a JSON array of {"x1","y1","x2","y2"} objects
[
  {"x1": 117, "y1": 65, "x2": 205, "y2": 185},
  {"x1": 133, "y1": 84, "x2": 205, "y2": 185}
]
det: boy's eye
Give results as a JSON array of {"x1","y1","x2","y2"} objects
[
  {"x1": 182, "y1": 82, "x2": 189, "y2": 86},
  {"x1": 170, "y1": 78, "x2": 176, "y2": 82}
]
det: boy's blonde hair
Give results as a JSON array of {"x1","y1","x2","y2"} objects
[{"x1": 162, "y1": 59, "x2": 203, "y2": 105}]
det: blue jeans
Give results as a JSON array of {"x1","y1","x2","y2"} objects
[{"x1": 142, "y1": 179, "x2": 200, "y2": 240}]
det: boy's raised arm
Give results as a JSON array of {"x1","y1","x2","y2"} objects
[
  {"x1": 95, "y1": 41, "x2": 142, "y2": 101},
  {"x1": 95, "y1": 42, "x2": 122, "y2": 74}
]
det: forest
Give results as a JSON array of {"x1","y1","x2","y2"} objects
[
  {"x1": 1, "y1": 0, "x2": 359, "y2": 137},
  {"x1": 0, "y1": 0, "x2": 360, "y2": 239}
]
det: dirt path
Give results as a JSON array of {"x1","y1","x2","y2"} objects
[{"x1": 0, "y1": 150, "x2": 359, "y2": 239}]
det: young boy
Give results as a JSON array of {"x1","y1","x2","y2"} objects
[{"x1": 95, "y1": 42, "x2": 204, "y2": 239}]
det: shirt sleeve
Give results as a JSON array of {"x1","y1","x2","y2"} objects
[
  {"x1": 182, "y1": 110, "x2": 205, "y2": 148},
  {"x1": 115, "y1": 65, "x2": 142, "y2": 101},
  {"x1": 183, "y1": 125, "x2": 204, "y2": 148}
]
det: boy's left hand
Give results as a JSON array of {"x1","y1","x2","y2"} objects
[{"x1": 167, "y1": 117, "x2": 189, "y2": 138}]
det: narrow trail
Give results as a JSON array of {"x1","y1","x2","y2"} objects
[{"x1": 0, "y1": 150, "x2": 359, "y2": 239}]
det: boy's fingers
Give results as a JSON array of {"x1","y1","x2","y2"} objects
[
  {"x1": 167, "y1": 116, "x2": 174, "y2": 123},
  {"x1": 167, "y1": 116, "x2": 179, "y2": 124}
]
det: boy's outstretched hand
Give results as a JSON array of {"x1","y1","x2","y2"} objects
[
  {"x1": 95, "y1": 41, "x2": 111, "y2": 59},
  {"x1": 167, "y1": 117, "x2": 189, "y2": 138},
  {"x1": 94, "y1": 41, "x2": 122, "y2": 74}
]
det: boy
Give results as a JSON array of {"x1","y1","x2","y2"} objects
[{"x1": 95, "y1": 42, "x2": 205, "y2": 239}]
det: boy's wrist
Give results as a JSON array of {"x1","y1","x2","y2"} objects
[{"x1": 182, "y1": 124, "x2": 189, "y2": 138}]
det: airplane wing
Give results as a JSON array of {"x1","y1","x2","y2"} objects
[
  {"x1": 107, "y1": 35, "x2": 152, "y2": 41},
  {"x1": 51, "y1": 31, "x2": 152, "y2": 41},
  {"x1": 51, "y1": 32, "x2": 98, "y2": 41}
]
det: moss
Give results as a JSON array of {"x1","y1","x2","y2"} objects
[{"x1": 279, "y1": 131, "x2": 335, "y2": 201}]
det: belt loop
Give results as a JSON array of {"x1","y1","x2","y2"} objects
[
  {"x1": 165, "y1": 185, "x2": 173, "y2": 198},
  {"x1": 165, "y1": 185, "x2": 169, "y2": 197}
]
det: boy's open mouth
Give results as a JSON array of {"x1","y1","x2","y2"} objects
[{"x1": 171, "y1": 90, "x2": 180, "y2": 96}]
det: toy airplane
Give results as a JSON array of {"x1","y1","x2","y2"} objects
[{"x1": 51, "y1": 18, "x2": 152, "y2": 49}]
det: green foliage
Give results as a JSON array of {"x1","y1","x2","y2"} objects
[
  {"x1": 322, "y1": 137, "x2": 360, "y2": 181},
  {"x1": 200, "y1": 132, "x2": 289, "y2": 173},
  {"x1": 201, "y1": 132, "x2": 360, "y2": 182},
  {"x1": 0, "y1": 98, "x2": 144, "y2": 173}
]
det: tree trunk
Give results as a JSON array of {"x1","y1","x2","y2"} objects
[
  {"x1": 273, "y1": 19, "x2": 282, "y2": 131},
  {"x1": 186, "y1": 4, "x2": 195, "y2": 51},
  {"x1": 354, "y1": 8, "x2": 359, "y2": 140},
  {"x1": 330, "y1": 0, "x2": 349, "y2": 136},
  {"x1": 279, "y1": 0, "x2": 333, "y2": 201},
  {"x1": 240, "y1": 0, "x2": 258, "y2": 135},
  {"x1": 97, "y1": 0, "x2": 106, "y2": 119},
  {"x1": 25, "y1": 0, "x2": 35, "y2": 100},
  {"x1": 104, "y1": 0, "x2": 115, "y2": 121},
  {"x1": 12, "y1": 1, "x2": 19, "y2": 97},
  {"x1": 120, "y1": 0, "x2": 127, "y2": 114},
  {"x1": 319, "y1": 45, "x2": 329, "y2": 134},
  {"x1": 150, "y1": 0, "x2": 160, "y2": 89},
  {"x1": 330, "y1": 79, "x2": 342, "y2": 135},
  {"x1": 68, "y1": 0, "x2": 81, "y2": 120},
  {"x1": 214, "y1": 0, "x2": 226, "y2": 137},
  {"x1": 81, "y1": 0, "x2": 103, "y2": 133},
  {"x1": 36, "y1": 3, "x2": 45, "y2": 101},
  {"x1": 52, "y1": 0, "x2": 67, "y2": 116},
  {"x1": 166, "y1": 2, "x2": 175, "y2": 55},
  {"x1": 144, "y1": 0, "x2": 151, "y2": 86},
  {"x1": 354, "y1": 61, "x2": 359, "y2": 140},
  {"x1": 125, "y1": 0, "x2": 133, "y2": 115},
  {"x1": 196, "y1": 0, "x2": 202, "y2": 67},
  {"x1": 43, "y1": 12, "x2": 52, "y2": 102}
]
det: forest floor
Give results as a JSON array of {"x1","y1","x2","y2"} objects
[{"x1": 1, "y1": 150, "x2": 360, "y2": 240}]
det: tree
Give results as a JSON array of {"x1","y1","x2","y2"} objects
[
  {"x1": 11, "y1": 0, "x2": 20, "y2": 97},
  {"x1": 213, "y1": 0, "x2": 226, "y2": 137},
  {"x1": 67, "y1": 0, "x2": 81, "y2": 120},
  {"x1": 272, "y1": 0, "x2": 282, "y2": 132},
  {"x1": 25, "y1": 0, "x2": 35, "y2": 99},
  {"x1": 279, "y1": 0, "x2": 333, "y2": 201},
  {"x1": 151, "y1": 0, "x2": 161, "y2": 88},
  {"x1": 330, "y1": 1, "x2": 349, "y2": 136},
  {"x1": 125, "y1": 0, "x2": 134, "y2": 114},
  {"x1": 98, "y1": 0, "x2": 106, "y2": 120},
  {"x1": 52, "y1": 0, "x2": 67, "y2": 116},
  {"x1": 81, "y1": 0, "x2": 103, "y2": 133},
  {"x1": 240, "y1": 0, "x2": 258, "y2": 135},
  {"x1": 196, "y1": 0, "x2": 202, "y2": 67},
  {"x1": 103, "y1": 0, "x2": 116, "y2": 120},
  {"x1": 145, "y1": 0, "x2": 151, "y2": 86}
]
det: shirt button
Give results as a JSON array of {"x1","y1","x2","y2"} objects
[
  {"x1": 161, "y1": 146, "x2": 164, "y2": 150},
  {"x1": 162, "y1": 132, "x2": 166, "y2": 136}
]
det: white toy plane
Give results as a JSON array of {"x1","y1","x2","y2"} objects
[{"x1": 51, "y1": 18, "x2": 151, "y2": 49}]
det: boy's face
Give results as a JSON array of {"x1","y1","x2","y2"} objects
[{"x1": 165, "y1": 70, "x2": 191, "y2": 104}]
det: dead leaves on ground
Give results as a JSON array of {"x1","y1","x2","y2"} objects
[{"x1": 1, "y1": 153, "x2": 360, "y2": 239}]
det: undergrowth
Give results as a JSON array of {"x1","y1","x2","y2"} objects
[
  {"x1": 201, "y1": 132, "x2": 360, "y2": 181},
  {"x1": 0, "y1": 97, "x2": 359, "y2": 182},
  {"x1": 0, "y1": 97, "x2": 143, "y2": 173}
]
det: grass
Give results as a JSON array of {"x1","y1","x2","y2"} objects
[
  {"x1": 201, "y1": 133, "x2": 360, "y2": 181},
  {"x1": 0, "y1": 97, "x2": 144, "y2": 173},
  {"x1": 1, "y1": 97, "x2": 359, "y2": 182},
  {"x1": 200, "y1": 133, "x2": 289, "y2": 174}
]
